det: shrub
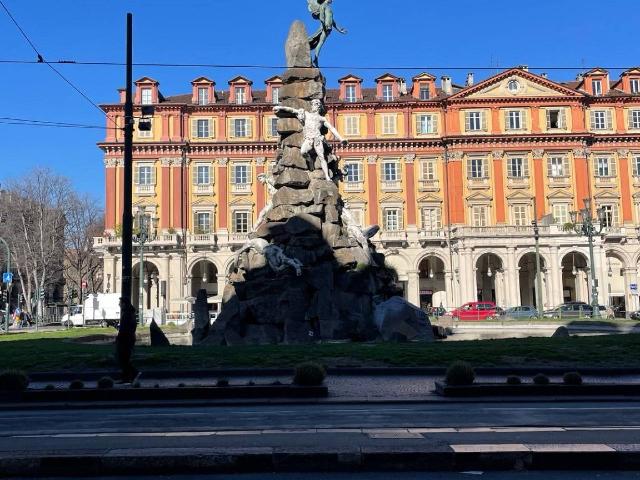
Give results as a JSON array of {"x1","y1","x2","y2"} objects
[
  {"x1": 97, "y1": 377, "x2": 114, "y2": 389},
  {"x1": 533, "y1": 373, "x2": 550, "y2": 385},
  {"x1": 506, "y1": 375, "x2": 522, "y2": 385},
  {"x1": 44, "y1": 384, "x2": 55, "y2": 391},
  {"x1": 216, "y1": 379, "x2": 230, "y2": 388},
  {"x1": 445, "y1": 361, "x2": 475, "y2": 386},
  {"x1": 0, "y1": 370, "x2": 29, "y2": 392},
  {"x1": 563, "y1": 372, "x2": 583, "y2": 385},
  {"x1": 293, "y1": 362, "x2": 327, "y2": 386},
  {"x1": 69, "y1": 380, "x2": 84, "y2": 390}
]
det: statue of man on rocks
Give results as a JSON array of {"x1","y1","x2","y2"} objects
[
  {"x1": 274, "y1": 99, "x2": 347, "y2": 181},
  {"x1": 253, "y1": 172, "x2": 277, "y2": 233},
  {"x1": 307, "y1": 0, "x2": 347, "y2": 66}
]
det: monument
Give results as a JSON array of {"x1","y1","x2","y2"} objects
[{"x1": 199, "y1": 2, "x2": 433, "y2": 345}]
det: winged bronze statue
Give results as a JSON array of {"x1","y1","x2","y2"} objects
[{"x1": 307, "y1": 0, "x2": 347, "y2": 67}]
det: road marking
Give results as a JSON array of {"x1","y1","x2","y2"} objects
[
  {"x1": 452, "y1": 444, "x2": 530, "y2": 453},
  {"x1": 527, "y1": 444, "x2": 615, "y2": 452}
]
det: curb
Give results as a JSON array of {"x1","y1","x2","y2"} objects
[{"x1": 3, "y1": 447, "x2": 640, "y2": 476}]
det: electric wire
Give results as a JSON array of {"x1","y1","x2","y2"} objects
[{"x1": 0, "y1": 116, "x2": 111, "y2": 129}]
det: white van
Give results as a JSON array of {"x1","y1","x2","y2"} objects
[{"x1": 61, "y1": 293, "x2": 121, "y2": 327}]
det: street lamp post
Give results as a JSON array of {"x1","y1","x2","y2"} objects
[
  {"x1": 570, "y1": 198, "x2": 606, "y2": 318},
  {"x1": 532, "y1": 198, "x2": 544, "y2": 319},
  {"x1": 135, "y1": 207, "x2": 158, "y2": 325}
]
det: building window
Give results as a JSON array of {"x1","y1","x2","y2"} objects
[
  {"x1": 465, "y1": 111, "x2": 485, "y2": 132},
  {"x1": 233, "y1": 118, "x2": 251, "y2": 138},
  {"x1": 512, "y1": 205, "x2": 529, "y2": 226},
  {"x1": 141, "y1": 88, "x2": 152, "y2": 105},
  {"x1": 595, "y1": 157, "x2": 614, "y2": 177},
  {"x1": 195, "y1": 165, "x2": 210, "y2": 185},
  {"x1": 235, "y1": 86, "x2": 246, "y2": 105},
  {"x1": 546, "y1": 109, "x2": 566, "y2": 129},
  {"x1": 548, "y1": 156, "x2": 568, "y2": 177},
  {"x1": 552, "y1": 204, "x2": 570, "y2": 225},
  {"x1": 599, "y1": 204, "x2": 619, "y2": 228},
  {"x1": 269, "y1": 117, "x2": 278, "y2": 137},
  {"x1": 345, "y1": 84, "x2": 357, "y2": 102},
  {"x1": 467, "y1": 158, "x2": 486, "y2": 179},
  {"x1": 382, "y1": 114, "x2": 397, "y2": 134},
  {"x1": 137, "y1": 118, "x2": 152, "y2": 138},
  {"x1": 272, "y1": 87, "x2": 280, "y2": 104},
  {"x1": 232, "y1": 211, "x2": 251, "y2": 233},
  {"x1": 136, "y1": 165, "x2": 153, "y2": 185},
  {"x1": 591, "y1": 110, "x2": 610, "y2": 130},
  {"x1": 421, "y1": 207, "x2": 441, "y2": 231},
  {"x1": 629, "y1": 110, "x2": 640, "y2": 129},
  {"x1": 231, "y1": 164, "x2": 250, "y2": 185},
  {"x1": 592, "y1": 79, "x2": 603, "y2": 96},
  {"x1": 471, "y1": 205, "x2": 488, "y2": 227},
  {"x1": 420, "y1": 159, "x2": 436, "y2": 180},
  {"x1": 382, "y1": 84, "x2": 393, "y2": 101},
  {"x1": 344, "y1": 116, "x2": 360, "y2": 136},
  {"x1": 507, "y1": 79, "x2": 520, "y2": 93},
  {"x1": 383, "y1": 208, "x2": 401, "y2": 231},
  {"x1": 344, "y1": 162, "x2": 362, "y2": 183},
  {"x1": 631, "y1": 79, "x2": 640, "y2": 94},
  {"x1": 416, "y1": 114, "x2": 437, "y2": 134},
  {"x1": 197, "y1": 87, "x2": 209, "y2": 105},
  {"x1": 419, "y1": 85, "x2": 430, "y2": 100},
  {"x1": 195, "y1": 212, "x2": 211, "y2": 234},
  {"x1": 633, "y1": 154, "x2": 640, "y2": 176},
  {"x1": 382, "y1": 162, "x2": 399, "y2": 181},
  {"x1": 506, "y1": 110, "x2": 523, "y2": 130},
  {"x1": 507, "y1": 157, "x2": 528, "y2": 178},
  {"x1": 195, "y1": 119, "x2": 210, "y2": 138}
]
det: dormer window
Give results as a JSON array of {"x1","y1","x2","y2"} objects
[
  {"x1": 382, "y1": 84, "x2": 394, "y2": 101},
  {"x1": 272, "y1": 87, "x2": 280, "y2": 104},
  {"x1": 631, "y1": 79, "x2": 640, "y2": 94},
  {"x1": 141, "y1": 88, "x2": 152, "y2": 105},
  {"x1": 235, "y1": 87, "x2": 246, "y2": 105},
  {"x1": 419, "y1": 85, "x2": 430, "y2": 100},
  {"x1": 593, "y1": 79, "x2": 603, "y2": 96},
  {"x1": 345, "y1": 85, "x2": 357, "y2": 102},
  {"x1": 197, "y1": 87, "x2": 209, "y2": 105}
]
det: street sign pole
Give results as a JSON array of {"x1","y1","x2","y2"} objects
[{"x1": 0, "y1": 237, "x2": 11, "y2": 333}]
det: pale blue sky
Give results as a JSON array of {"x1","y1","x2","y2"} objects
[{"x1": 0, "y1": 0, "x2": 638, "y2": 204}]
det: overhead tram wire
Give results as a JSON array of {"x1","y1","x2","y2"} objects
[
  {"x1": 0, "y1": 116, "x2": 110, "y2": 130},
  {"x1": 0, "y1": 0, "x2": 119, "y2": 129},
  {"x1": 0, "y1": 58, "x2": 633, "y2": 71}
]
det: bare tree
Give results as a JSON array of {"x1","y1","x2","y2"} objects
[
  {"x1": 0, "y1": 168, "x2": 71, "y2": 317},
  {"x1": 64, "y1": 193, "x2": 104, "y2": 302}
]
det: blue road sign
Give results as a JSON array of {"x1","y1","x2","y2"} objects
[{"x1": 2, "y1": 272, "x2": 12, "y2": 284}]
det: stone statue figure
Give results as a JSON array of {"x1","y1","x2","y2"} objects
[
  {"x1": 274, "y1": 99, "x2": 348, "y2": 181},
  {"x1": 341, "y1": 202, "x2": 380, "y2": 265},
  {"x1": 233, "y1": 238, "x2": 304, "y2": 276},
  {"x1": 307, "y1": 0, "x2": 347, "y2": 66},
  {"x1": 253, "y1": 172, "x2": 277, "y2": 233}
]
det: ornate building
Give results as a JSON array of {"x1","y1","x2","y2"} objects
[{"x1": 96, "y1": 66, "x2": 640, "y2": 316}]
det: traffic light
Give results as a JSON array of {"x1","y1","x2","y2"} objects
[
  {"x1": 1, "y1": 291, "x2": 6, "y2": 303},
  {"x1": 39, "y1": 288, "x2": 45, "y2": 301}
]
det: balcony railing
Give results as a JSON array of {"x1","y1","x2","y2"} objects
[
  {"x1": 231, "y1": 183, "x2": 252, "y2": 194},
  {"x1": 188, "y1": 234, "x2": 216, "y2": 246},
  {"x1": 418, "y1": 229, "x2": 447, "y2": 241},
  {"x1": 380, "y1": 180, "x2": 402, "y2": 192},
  {"x1": 93, "y1": 234, "x2": 179, "y2": 248},
  {"x1": 548, "y1": 176, "x2": 571, "y2": 188},
  {"x1": 467, "y1": 177, "x2": 490, "y2": 189},
  {"x1": 418, "y1": 179, "x2": 440, "y2": 191},
  {"x1": 506, "y1": 176, "x2": 529, "y2": 188},
  {"x1": 343, "y1": 181, "x2": 365, "y2": 192},
  {"x1": 228, "y1": 232, "x2": 250, "y2": 245},
  {"x1": 595, "y1": 176, "x2": 616, "y2": 187},
  {"x1": 194, "y1": 184, "x2": 214, "y2": 195},
  {"x1": 452, "y1": 225, "x2": 550, "y2": 237},
  {"x1": 135, "y1": 184, "x2": 155, "y2": 195},
  {"x1": 377, "y1": 229, "x2": 408, "y2": 246}
]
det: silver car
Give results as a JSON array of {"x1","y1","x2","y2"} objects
[{"x1": 503, "y1": 305, "x2": 538, "y2": 320}]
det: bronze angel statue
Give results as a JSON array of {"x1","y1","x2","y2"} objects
[{"x1": 307, "y1": 0, "x2": 347, "y2": 66}]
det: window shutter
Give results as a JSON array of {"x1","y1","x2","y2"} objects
[
  {"x1": 209, "y1": 118, "x2": 215, "y2": 138},
  {"x1": 246, "y1": 118, "x2": 253, "y2": 138},
  {"x1": 465, "y1": 112, "x2": 471, "y2": 132},
  {"x1": 563, "y1": 157, "x2": 570, "y2": 176},
  {"x1": 546, "y1": 157, "x2": 552, "y2": 176},
  {"x1": 230, "y1": 165, "x2": 237, "y2": 184},
  {"x1": 606, "y1": 110, "x2": 613, "y2": 130},
  {"x1": 151, "y1": 165, "x2": 156, "y2": 185},
  {"x1": 504, "y1": 110, "x2": 510, "y2": 129},
  {"x1": 630, "y1": 111, "x2": 635, "y2": 130},
  {"x1": 192, "y1": 166, "x2": 198, "y2": 185},
  {"x1": 191, "y1": 119, "x2": 198, "y2": 138},
  {"x1": 610, "y1": 158, "x2": 617, "y2": 177},
  {"x1": 432, "y1": 114, "x2": 438, "y2": 134},
  {"x1": 415, "y1": 116, "x2": 422, "y2": 135},
  {"x1": 523, "y1": 158, "x2": 530, "y2": 177},
  {"x1": 546, "y1": 110, "x2": 552, "y2": 130},
  {"x1": 193, "y1": 212, "x2": 198, "y2": 233},
  {"x1": 466, "y1": 159, "x2": 472, "y2": 178},
  {"x1": 633, "y1": 157, "x2": 640, "y2": 176},
  {"x1": 481, "y1": 111, "x2": 488, "y2": 131},
  {"x1": 398, "y1": 209, "x2": 404, "y2": 229},
  {"x1": 590, "y1": 110, "x2": 596, "y2": 129},
  {"x1": 559, "y1": 109, "x2": 567, "y2": 129},
  {"x1": 208, "y1": 165, "x2": 213, "y2": 184},
  {"x1": 133, "y1": 166, "x2": 140, "y2": 185},
  {"x1": 229, "y1": 119, "x2": 236, "y2": 138},
  {"x1": 613, "y1": 204, "x2": 620, "y2": 226},
  {"x1": 522, "y1": 109, "x2": 528, "y2": 130},
  {"x1": 593, "y1": 157, "x2": 599, "y2": 175}
]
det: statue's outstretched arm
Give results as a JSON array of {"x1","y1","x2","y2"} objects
[
  {"x1": 333, "y1": 20, "x2": 347, "y2": 34},
  {"x1": 273, "y1": 106, "x2": 297, "y2": 116},
  {"x1": 324, "y1": 119, "x2": 347, "y2": 144}
]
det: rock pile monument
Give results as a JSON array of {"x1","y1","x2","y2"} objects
[{"x1": 198, "y1": 7, "x2": 433, "y2": 345}]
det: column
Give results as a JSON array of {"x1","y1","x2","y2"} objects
[
  {"x1": 403, "y1": 154, "x2": 417, "y2": 227},
  {"x1": 492, "y1": 150, "x2": 506, "y2": 223},
  {"x1": 106, "y1": 113, "x2": 116, "y2": 142},
  {"x1": 104, "y1": 159, "x2": 117, "y2": 230},
  {"x1": 459, "y1": 248, "x2": 474, "y2": 303},
  {"x1": 532, "y1": 149, "x2": 546, "y2": 219},
  {"x1": 624, "y1": 268, "x2": 639, "y2": 313},
  {"x1": 444, "y1": 271, "x2": 455, "y2": 310},
  {"x1": 495, "y1": 270, "x2": 505, "y2": 307},
  {"x1": 366, "y1": 108, "x2": 376, "y2": 139},
  {"x1": 164, "y1": 255, "x2": 171, "y2": 312},
  {"x1": 572, "y1": 148, "x2": 590, "y2": 211},
  {"x1": 406, "y1": 270, "x2": 420, "y2": 307},
  {"x1": 505, "y1": 247, "x2": 518, "y2": 307},
  {"x1": 596, "y1": 244, "x2": 607, "y2": 305},
  {"x1": 160, "y1": 158, "x2": 172, "y2": 229},
  {"x1": 366, "y1": 156, "x2": 379, "y2": 226},
  {"x1": 218, "y1": 158, "x2": 229, "y2": 231},
  {"x1": 618, "y1": 149, "x2": 634, "y2": 224},
  {"x1": 403, "y1": 107, "x2": 411, "y2": 137},
  {"x1": 172, "y1": 160, "x2": 185, "y2": 229},
  {"x1": 549, "y1": 246, "x2": 563, "y2": 307},
  {"x1": 161, "y1": 114, "x2": 170, "y2": 141},
  {"x1": 255, "y1": 157, "x2": 266, "y2": 216}
]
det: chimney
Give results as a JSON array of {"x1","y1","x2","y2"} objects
[
  {"x1": 541, "y1": 72, "x2": 548, "y2": 79},
  {"x1": 399, "y1": 79, "x2": 407, "y2": 95},
  {"x1": 519, "y1": 64, "x2": 529, "y2": 71},
  {"x1": 466, "y1": 72, "x2": 474, "y2": 87},
  {"x1": 576, "y1": 73, "x2": 584, "y2": 82},
  {"x1": 441, "y1": 76, "x2": 452, "y2": 95}
]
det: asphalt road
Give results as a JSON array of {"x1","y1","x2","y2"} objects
[{"x1": 15, "y1": 473, "x2": 640, "y2": 479}]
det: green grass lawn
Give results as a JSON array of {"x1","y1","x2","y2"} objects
[{"x1": 1, "y1": 328, "x2": 640, "y2": 373}]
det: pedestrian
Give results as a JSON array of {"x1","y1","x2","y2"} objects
[{"x1": 115, "y1": 298, "x2": 140, "y2": 384}]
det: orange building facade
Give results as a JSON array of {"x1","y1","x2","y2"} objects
[{"x1": 96, "y1": 66, "x2": 640, "y2": 316}]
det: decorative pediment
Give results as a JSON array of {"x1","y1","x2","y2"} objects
[
  {"x1": 594, "y1": 190, "x2": 620, "y2": 200},
  {"x1": 622, "y1": 67, "x2": 640, "y2": 76},
  {"x1": 375, "y1": 73, "x2": 401, "y2": 82},
  {"x1": 229, "y1": 198, "x2": 254, "y2": 207},
  {"x1": 379, "y1": 194, "x2": 404, "y2": 204},
  {"x1": 191, "y1": 76, "x2": 215, "y2": 85},
  {"x1": 191, "y1": 198, "x2": 216, "y2": 207},
  {"x1": 585, "y1": 68, "x2": 608, "y2": 76},
  {"x1": 547, "y1": 189, "x2": 574, "y2": 200},
  {"x1": 449, "y1": 68, "x2": 583, "y2": 100},
  {"x1": 264, "y1": 75, "x2": 282, "y2": 84},
  {"x1": 343, "y1": 195, "x2": 366, "y2": 204},
  {"x1": 135, "y1": 76, "x2": 158, "y2": 85},
  {"x1": 412, "y1": 72, "x2": 436, "y2": 81},
  {"x1": 506, "y1": 191, "x2": 533, "y2": 201},
  {"x1": 417, "y1": 193, "x2": 442, "y2": 204},
  {"x1": 228, "y1": 76, "x2": 253, "y2": 85},
  {"x1": 466, "y1": 192, "x2": 493, "y2": 202},
  {"x1": 339, "y1": 74, "x2": 363, "y2": 83}
]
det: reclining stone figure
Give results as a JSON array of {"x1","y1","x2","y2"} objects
[{"x1": 233, "y1": 238, "x2": 303, "y2": 276}]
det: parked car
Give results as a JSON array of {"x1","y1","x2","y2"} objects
[
  {"x1": 449, "y1": 301, "x2": 498, "y2": 321},
  {"x1": 544, "y1": 303, "x2": 593, "y2": 319},
  {"x1": 502, "y1": 305, "x2": 538, "y2": 320},
  {"x1": 630, "y1": 311, "x2": 640, "y2": 321}
]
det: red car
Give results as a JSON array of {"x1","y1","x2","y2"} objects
[{"x1": 449, "y1": 301, "x2": 498, "y2": 321}]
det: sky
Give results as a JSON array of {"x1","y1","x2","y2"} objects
[{"x1": 0, "y1": 0, "x2": 638, "y2": 206}]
